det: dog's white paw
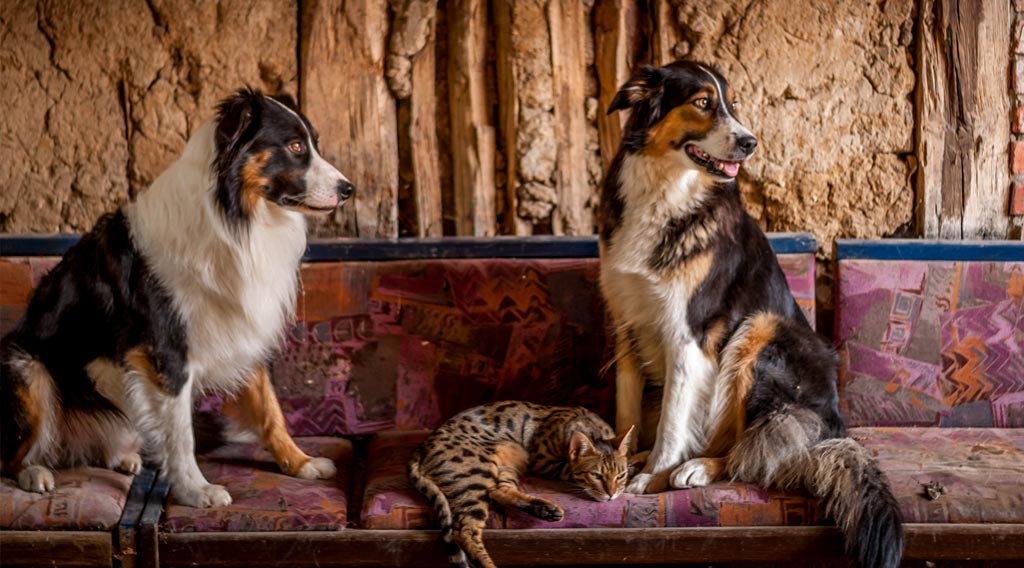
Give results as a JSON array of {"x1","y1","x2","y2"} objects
[
  {"x1": 115, "y1": 453, "x2": 143, "y2": 475},
  {"x1": 671, "y1": 460, "x2": 711, "y2": 489},
  {"x1": 174, "y1": 483, "x2": 233, "y2": 508},
  {"x1": 626, "y1": 470, "x2": 670, "y2": 494},
  {"x1": 18, "y1": 465, "x2": 55, "y2": 493},
  {"x1": 296, "y1": 457, "x2": 337, "y2": 480}
]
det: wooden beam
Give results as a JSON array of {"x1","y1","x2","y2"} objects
[
  {"x1": 493, "y1": 0, "x2": 530, "y2": 235},
  {"x1": 0, "y1": 531, "x2": 112, "y2": 567},
  {"x1": 548, "y1": 0, "x2": 593, "y2": 235},
  {"x1": 387, "y1": 0, "x2": 443, "y2": 237},
  {"x1": 448, "y1": 0, "x2": 497, "y2": 236},
  {"x1": 594, "y1": 0, "x2": 640, "y2": 170},
  {"x1": 157, "y1": 524, "x2": 1024, "y2": 566},
  {"x1": 300, "y1": 0, "x2": 399, "y2": 238},
  {"x1": 650, "y1": 0, "x2": 682, "y2": 65},
  {"x1": 917, "y1": 0, "x2": 1012, "y2": 239}
]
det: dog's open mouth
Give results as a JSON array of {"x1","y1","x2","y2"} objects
[{"x1": 685, "y1": 145, "x2": 742, "y2": 178}]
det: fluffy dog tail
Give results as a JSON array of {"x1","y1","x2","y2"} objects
[{"x1": 728, "y1": 407, "x2": 904, "y2": 568}]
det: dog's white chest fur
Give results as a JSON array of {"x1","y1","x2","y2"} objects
[
  {"x1": 125, "y1": 123, "x2": 306, "y2": 392},
  {"x1": 601, "y1": 155, "x2": 707, "y2": 352}
]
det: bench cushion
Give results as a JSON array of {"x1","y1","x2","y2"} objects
[
  {"x1": 0, "y1": 467, "x2": 133, "y2": 530},
  {"x1": 161, "y1": 437, "x2": 352, "y2": 532},
  {"x1": 360, "y1": 431, "x2": 827, "y2": 529},
  {"x1": 852, "y1": 426, "x2": 1024, "y2": 523},
  {"x1": 836, "y1": 257, "x2": 1024, "y2": 427}
]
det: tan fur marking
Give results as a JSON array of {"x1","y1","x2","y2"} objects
[
  {"x1": 664, "y1": 249, "x2": 714, "y2": 290},
  {"x1": 691, "y1": 456, "x2": 727, "y2": 483},
  {"x1": 644, "y1": 88, "x2": 716, "y2": 157},
  {"x1": 222, "y1": 366, "x2": 311, "y2": 476},
  {"x1": 11, "y1": 384, "x2": 43, "y2": 469},
  {"x1": 703, "y1": 319, "x2": 729, "y2": 360},
  {"x1": 240, "y1": 151, "x2": 271, "y2": 216},
  {"x1": 124, "y1": 347, "x2": 166, "y2": 391},
  {"x1": 705, "y1": 313, "x2": 779, "y2": 457}
]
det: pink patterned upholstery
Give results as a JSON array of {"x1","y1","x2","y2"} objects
[
  {"x1": 161, "y1": 437, "x2": 352, "y2": 532},
  {"x1": 360, "y1": 431, "x2": 827, "y2": 529},
  {"x1": 836, "y1": 259, "x2": 1024, "y2": 427},
  {"x1": 0, "y1": 467, "x2": 133, "y2": 530}
]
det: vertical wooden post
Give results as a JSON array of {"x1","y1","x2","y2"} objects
[
  {"x1": 650, "y1": 0, "x2": 682, "y2": 65},
  {"x1": 917, "y1": 0, "x2": 1012, "y2": 238},
  {"x1": 388, "y1": 0, "x2": 443, "y2": 237},
  {"x1": 301, "y1": 0, "x2": 399, "y2": 238},
  {"x1": 494, "y1": 0, "x2": 531, "y2": 235},
  {"x1": 448, "y1": 0, "x2": 497, "y2": 236},
  {"x1": 594, "y1": 0, "x2": 640, "y2": 170},
  {"x1": 548, "y1": 0, "x2": 593, "y2": 235}
]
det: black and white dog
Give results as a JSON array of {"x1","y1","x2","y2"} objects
[
  {"x1": 1, "y1": 88, "x2": 352, "y2": 508},
  {"x1": 599, "y1": 61, "x2": 903, "y2": 568}
]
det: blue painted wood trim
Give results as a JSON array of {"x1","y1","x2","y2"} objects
[
  {"x1": 0, "y1": 233, "x2": 817, "y2": 260},
  {"x1": 836, "y1": 239, "x2": 1024, "y2": 262}
]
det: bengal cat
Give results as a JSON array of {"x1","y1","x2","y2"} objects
[{"x1": 408, "y1": 401, "x2": 634, "y2": 568}]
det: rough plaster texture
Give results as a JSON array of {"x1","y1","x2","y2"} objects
[
  {"x1": 0, "y1": 0, "x2": 296, "y2": 233},
  {"x1": 672, "y1": 0, "x2": 917, "y2": 253}
]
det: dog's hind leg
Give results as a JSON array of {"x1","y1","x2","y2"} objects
[
  {"x1": 3, "y1": 354, "x2": 60, "y2": 493},
  {"x1": 221, "y1": 366, "x2": 336, "y2": 480}
]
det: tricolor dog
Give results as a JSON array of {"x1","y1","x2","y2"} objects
[
  {"x1": 598, "y1": 61, "x2": 903, "y2": 568},
  {"x1": 1, "y1": 88, "x2": 352, "y2": 508}
]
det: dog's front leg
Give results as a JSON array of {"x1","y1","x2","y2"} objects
[
  {"x1": 126, "y1": 350, "x2": 231, "y2": 508},
  {"x1": 222, "y1": 366, "x2": 336, "y2": 480},
  {"x1": 627, "y1": 340, "x2": 715, "y2": 494}
]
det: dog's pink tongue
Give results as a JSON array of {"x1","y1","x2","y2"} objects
[{"x1": 718, "y1": 161, "x2": 741, "y2": 178}]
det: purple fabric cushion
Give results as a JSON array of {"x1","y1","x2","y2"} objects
[
  {"x1": 0, "y1": 467, "x2": 132, "y2": 530},
  {"x1": 360, "y1": 431, "x2": 827, "y2": 529},
  {"x1": 852, "y1": 427, "x2": 1024, "y2": 523},
  {"x1": 836, "y1": 259, "x2": 1024, "y2": 427},
  {"x1": 161, "y1": 437, "x2": 352, "y2": 532}
]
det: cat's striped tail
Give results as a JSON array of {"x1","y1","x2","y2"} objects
[
  {"x1": 407, "y1": 449, "x2": 466, "y2": 568},
  {"x1": 728, "y1": 407, "x2": 904, "y2": 568}
]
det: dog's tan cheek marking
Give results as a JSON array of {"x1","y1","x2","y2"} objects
[
  {"x1": 240, "y1": 151, "x2": 271, "y2": 216},
  {"x1": 225, "y1": 366, "x2": 311, "y2": 476},
  {"x1": 706, "y1": 313, "x2": 779, "y2": 457}
]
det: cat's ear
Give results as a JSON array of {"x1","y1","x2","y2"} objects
[
  {"x1": 569, "y1": 431, "x2": 597, "y2": 461},
  {"x1": 613, "y1": 425, "x2": 636, "y2": 457}
]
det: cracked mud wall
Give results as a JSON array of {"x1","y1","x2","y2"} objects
[{"x1": 0, "y1": 0, "x2": 296, "y2": 233}]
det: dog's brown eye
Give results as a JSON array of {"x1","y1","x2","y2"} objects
[
  {"x1": 288, "y1": 141, "x2": 306, "y2": 154},
  {"x1": 694, "y1": 98, "x2": 710, "y2": 109}
]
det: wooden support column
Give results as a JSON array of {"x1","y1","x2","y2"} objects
[
  {"x1": 594, "y1": 0, "x2": 640, "y2": 169},
  {"x1": 448, "y1": 0, "x2": 497, "y2": 236},
  {"x1": 548, "y1": 0, "x2": 592, "y2": 235},
  {"x1": 388, "y1": 0, "x2": 443, "y2": 237},
  {"x1": 917, "y1": 0, "x2": 1012, "y2": 239},
  {"x1": 650, "y1": 0, "x2": 682, "y2": 65},
  {"x1": 301, "y1": 0, "x2": 399, "y2": 238},
  {"x1": 494, "y1": 0, "x2": 532, "y2": 235}
]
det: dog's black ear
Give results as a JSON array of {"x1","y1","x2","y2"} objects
[
  {"x1": 608, "y1": 66, "x2": 665, "y2": 115},
  {"x1": 215, "y1": 87, "x2": 264, "y2": 156}
]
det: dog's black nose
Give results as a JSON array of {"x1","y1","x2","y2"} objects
[
  {"x1": 336, "y1": 180, "x2": 354, "y2": 200},
  {"x1": 737, "y1": 135, "x2": 758, "y2": 155}
]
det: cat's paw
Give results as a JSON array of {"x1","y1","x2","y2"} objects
[
  {"x1": 115, "y1": 452, "x2": 143, "y2": 475},
  {"x1": 626, "y1": 470, "x2": 670, "y2": 494},
  {"x1": 18, "y1": 465, "x2": 55, "y2": 493},
  {"x1": 528, "y1": 499, "x2": 564, "y2": 522},
  {"x1": 295, "y1": 457, "x2": 337, "y2": 480},
  {"x1": 174, "y1": 483, "x2": 233, "y2": 508},
  {"x1": 670, "y1": 458, "x2": 724, "y2": 489}
]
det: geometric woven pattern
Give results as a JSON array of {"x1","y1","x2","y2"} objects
[
  {"x1": 0, "y1": 466, "x2": 133, "y2": 530},
  {"x1": 837, "y1": 259, "x2": 1024, "y2": 427}
]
